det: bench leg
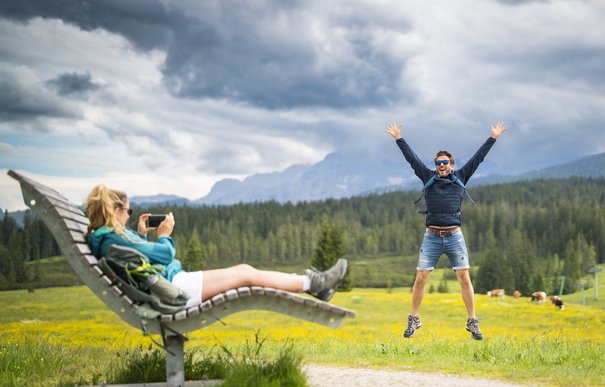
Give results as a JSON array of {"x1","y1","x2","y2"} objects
[{"x1": 166, "y1": 334, "x2": 185, "y2": 387}]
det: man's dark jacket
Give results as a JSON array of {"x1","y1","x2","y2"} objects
[{"x1": 395, "y1": 137, "x2": 496, "y2": 227}]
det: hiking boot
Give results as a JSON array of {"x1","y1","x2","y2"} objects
[
  {"x1": 466, "y1": 317, "x2": 483, "y2": 340},
  {"x1": 404, "y1": 315, "x2": 422, "y2": 338},
  {"x1": 306, "y1": 259, "x2": 348, "y2": 302}
]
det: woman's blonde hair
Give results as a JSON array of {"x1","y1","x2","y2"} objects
[{"x1": 85, "y1": 185, "x2": 128, "y2": 235}]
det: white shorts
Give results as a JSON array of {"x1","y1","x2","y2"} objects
[{"x1": 171, "y1": 271, "x2": 204, "y2": 309}]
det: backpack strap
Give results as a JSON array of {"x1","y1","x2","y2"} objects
[
  {"x1": 451, "y1": 174, "x2": 476, "y2": 205},
  {"x1": 414, "y1": 174, "x2": 438, "y2": 204}
]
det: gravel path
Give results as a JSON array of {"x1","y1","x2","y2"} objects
[{"x1": 304, "y1": 365, "x2": 521, "y2": 387}]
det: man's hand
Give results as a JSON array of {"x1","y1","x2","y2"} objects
[
  {"x1": 491, "y1": 122, "x2": 506, "y2": 139},
  {"x1": 385, "y1": 123, "x2": 402, "y2": 139}
]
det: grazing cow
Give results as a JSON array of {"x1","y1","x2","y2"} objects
[
  {"x1": 550, "y1": 295, "x2": 565, "y2": 310},
  {"x1": 513, "y1": 290, "x2": 522, "y2": 299},
  {"x1": 531, "y1": 291, "x2": 547, "y2": 304},
  {"x1": 487, "y1": 289, "x2": 505, "y2": 298}
]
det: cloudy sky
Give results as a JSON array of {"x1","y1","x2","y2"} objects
[{"x1": 1, "y1": 0, "x2": 604, "y2": 211}]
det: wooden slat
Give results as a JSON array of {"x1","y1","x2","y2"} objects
[
  {"x1": 99, "y1": 275, "x2": 112, "y2": 286},
  {"x1": 68, "y1": 220, "x2": 89, "y2": 234},
  {"x1": 251, "y1": 286, "x2": 265, "y2": 295},
  {"x1": 122, "y1": 295, "x2": 134, "y2": 307},
  {"x1": 110, "y1": 285, "x2": 123, "y2": 297},
  {"x1": 44, "y1": 196, "x2": 87, "y2": 219},
  {"x1": 211, "y1": 293, "x2": 226, "y2": 306},
  {"x1": 82, "y1": 254, "x2": 97, "y2": 265},
  {"x1": 174, "y1": 310, "x2": 188, "y2": 321},
  {"x1": 92, "y1": 266, "x2": 103, "y2": 277},
  {"x1": 225, "y1": 289, "x2": 239, "y2": 300},
  {"x1": 237, "y1": 287, "x2": 252, "y2": 297},
  {"x1": 276, "y1": 290, "x2": 292, "y2": 300},
  {"x1": 201, "y1": 300, "x2": 213, "y2": 312},
  {"x1": 23, "y1": 180, "x2": 70, "y2": 203},
  {"x1": 66, "y1": 229, "x2": 86, "y2": 244},
  {"x1": 187, "y1": 306, "x2": 200, "y2": 317}
]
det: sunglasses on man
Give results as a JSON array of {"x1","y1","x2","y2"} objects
[{"x1": 435, "y1": 160, "x2": 450, "y2": 166}]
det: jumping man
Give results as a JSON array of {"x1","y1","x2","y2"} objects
[{"x1": 385, "y1": 122, "x2": 506, "y2": 340}]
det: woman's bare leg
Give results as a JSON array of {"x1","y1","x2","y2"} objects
[{"x1": 202, "y1": 264, "x2": 304, "y2": 301}]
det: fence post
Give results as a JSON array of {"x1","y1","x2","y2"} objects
[{"x1": 588, "y1": 266, "x2": 602, "y2": 301}]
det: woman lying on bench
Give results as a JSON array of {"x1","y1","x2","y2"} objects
[{"x1": 84, "y1": 184, "x2": 347, "y2": 309}]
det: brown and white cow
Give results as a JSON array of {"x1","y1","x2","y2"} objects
[
  {"x1": 487, "y1": 289, "x2": 505, "y2": 298},
  {"x1": 550, "y1": 295, "x2": 565, "y2": 310},
  {"x1": 531, "y1": 291, "x2": 547, "y2": 304},
  {"x1": 513, "y1": 290, "x2": 522, "y2": 299}
]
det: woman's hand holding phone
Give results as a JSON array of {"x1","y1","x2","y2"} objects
[
  {"x1": 157, "y1": 212, "x2": 175, "y2": 238},
  {"x1": 137, "y1": 213, "x2": 151, "y2": 236}
]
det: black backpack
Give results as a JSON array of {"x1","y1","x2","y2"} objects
[{"x1": 98, "y1": 245, "x2": 190, "y2": 316}]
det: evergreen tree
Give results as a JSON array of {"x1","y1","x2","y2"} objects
[
  {"x1": 184, "y1": 228, "x2": 204, "y2": 271},
  {"x1": 312, "y1": 221, "x2": 334, "y2": 271},
  {"x1": 0, "y1": 245, "x2": 14, "y2": 284},
  {"x1": 8, "y1": 230, "x2": 27, "y2": 283},
  {"x1": 311, "y1": 220, "x2": 351, "y2": 291},
  {"x1": 437, "y1": 272, "x2": 449, "y2": 293},
  {"x1": 0, "y1": 210, "x2": 17, "y2": 246},
  {"x1": 562, "y1": 240, "x2": 582, "y2": 294},
  {"x1": 475, "y1": 247, "x2": 514, "y2": 294},
  {"x1": 530, "y1": 272, "x2": 546, "y2": 294}
]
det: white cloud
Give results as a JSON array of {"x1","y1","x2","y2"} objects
[{"x1": 1, "y1": 1, "x2": 605, "y2": 210}]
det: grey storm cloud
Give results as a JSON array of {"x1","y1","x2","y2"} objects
[
  {"x1": 160, "y1": 4, "x2": 410, "y2": 109},
  {"x1": 1, "y1": 0, "x2": 604, "y2": 172},
  {"x1": 0, "y1": 0, "x2": 172, "y2": 51},
  {"x1": 0, "y1": 0, "x2": 413, "y2": 110},
  {"x1": 0, "y1": 75, "x2": 80, "y2": 122},
  {"x1": 46, "y1": 71, "x2": 100, "y2": 96}
]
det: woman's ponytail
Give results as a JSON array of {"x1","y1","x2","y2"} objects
[{"x1": 85, "y1": 185, "x2": 127, "y2": 235}]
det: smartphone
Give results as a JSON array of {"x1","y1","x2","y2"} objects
[{"x1": 147, "y1": 214, "x2": 166, "y2": 228}]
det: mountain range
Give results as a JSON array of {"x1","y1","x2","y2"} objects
[{"x1": 129, "y1": 151, "x2": 605, "y2": 207}]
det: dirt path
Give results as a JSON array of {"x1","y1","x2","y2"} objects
[{"x1": 304, "y1": 365, "x2": 521, "y2": 387}]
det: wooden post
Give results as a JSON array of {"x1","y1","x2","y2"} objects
[
  {"x1": 166, "y1": 335, "x2": 185, "y2": 387},
  {"x1": 588, "y1": 266, "x2": 602, "y2": 301}
]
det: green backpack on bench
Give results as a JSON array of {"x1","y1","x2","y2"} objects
[{"x1": 98, "y1": 245, "x2": 190, "y2": 317}]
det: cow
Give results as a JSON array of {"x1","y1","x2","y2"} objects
[
  {"x1": 513, "y1": 290, "x2": 522, "y2": 299},
  {"x1": 550, "y1": 295, "x2": 565, "y2": 310},
  {"x1": 531, "y1": 291, "x2": 547, "y2": 304},
  {"x1": 487, "y1": 289, "x2": 505, "y2": 298}
]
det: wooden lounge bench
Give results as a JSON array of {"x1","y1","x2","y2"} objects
[{"x1": 8, "y1": 170, "x2": 356, "y2": 386}]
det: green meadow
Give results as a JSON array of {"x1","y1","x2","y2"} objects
[{"x1": 1, "y1": 282, "x2": 604, "y2": 386}]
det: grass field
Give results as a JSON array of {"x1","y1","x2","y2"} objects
[{"x1": 1, "y1": 284, "x2": 604, "y2": 386}]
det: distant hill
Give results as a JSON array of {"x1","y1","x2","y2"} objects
[
  {"x1": 127, "y1": 151, "x2": 605, "y2": 208},
  {"x1": 469, "y1": 151, "x2": 605, "y2": 187},
  {"x1": 8, "y1": 152, "x2": 600, "y2": 224},
  {"x1": 193, "y1": 153, "x2": 418, "y2": 205},
  {"x1": 128, "y1": 194, "x2": 191, "y2": 207}
]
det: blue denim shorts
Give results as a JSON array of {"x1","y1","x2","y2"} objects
[{"x1": 417, "y1": 230, "x2": 470, "y2": 271}]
